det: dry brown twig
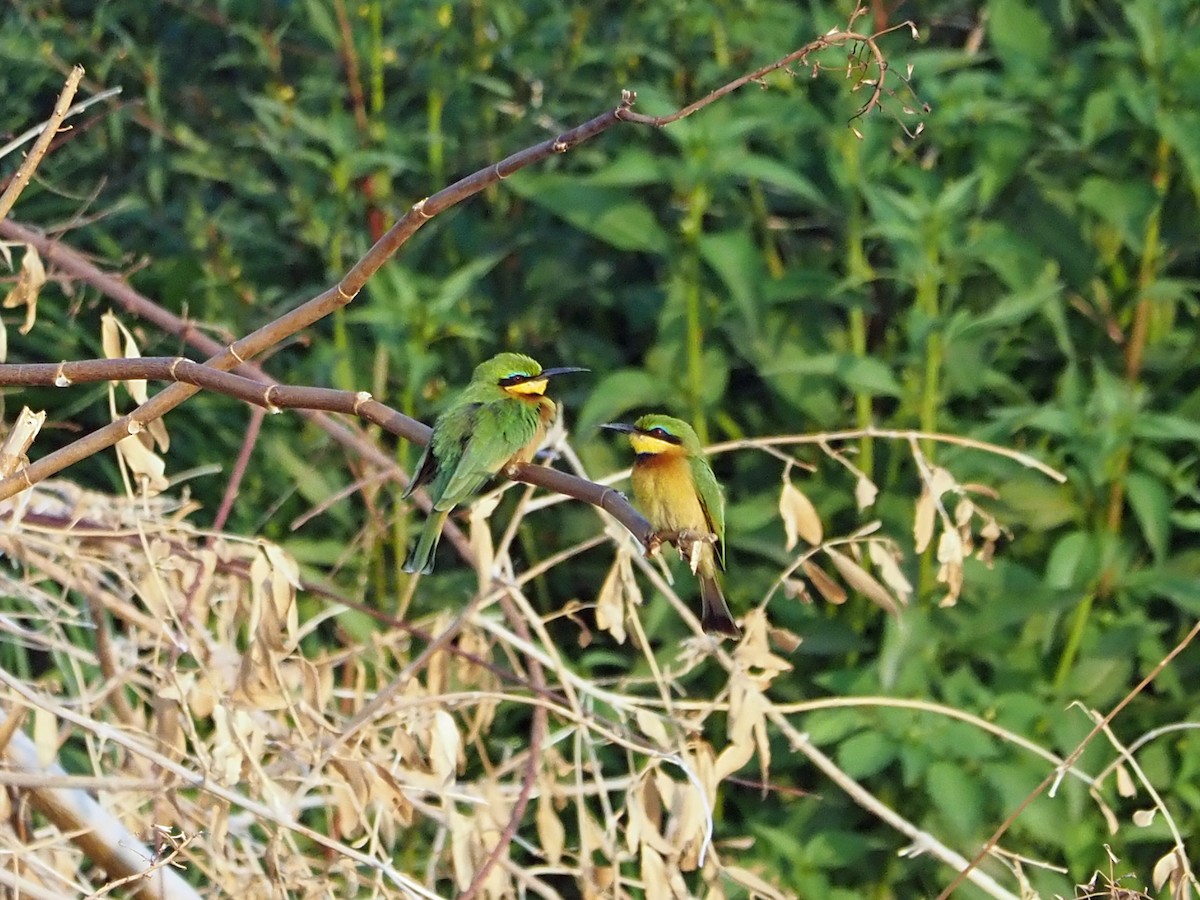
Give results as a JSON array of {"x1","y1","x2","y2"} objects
[{"x1": 0, "y1": 66, "x2": 83, "y2": 220}]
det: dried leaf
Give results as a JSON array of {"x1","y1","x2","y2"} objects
[
  {"x1": 640, "y1": 846, "x2": 670, "y2": 900},
  {"x1": 913, "y1": 487, "x2": 936, "y2": 553},
  {"x1": 370, "y1": 763, "x2": 416, "y2": 826},
  {"x1": 935, "y1": 527, "x2": 965, "y2": 606},
  {"x1": 801, "y1": 559, "x2": 847, "y2": 605},
  {"x1": 954, "y1": 497, "x2": 973, "y2": 528},
  {"x1": 1115, "y1": 763, "x2": 1136, "y2": 798},
  {"x1": 116, "y1": 433, "x2": 169, "y2": 494},
  {"x1": 1132, "y1": 808, "x2": 1156, "y2": 827},
  {"x1": 3, "y1": 246, "x2": 44, "y2": 335},
  {"x1": 768, "y1": 626, "x2": 803, "y2": 653},
  {"x1": 0, "y1": 407, "x2": 44, "y2": 477},
  {"x1": 914, "y1": 466, "x2": 957, "y2": 552},
  {"x1": 233, "y1": 636, "x2": 289, "y2": 710},
  {"x1": 718, "y1": 673, "x2": 771, "y2": 784},
  {"x1": 33, "y1": 707, "x2": 57, "y2": 767},
  {"x1": 1152, "y1": 849, "x2": 1183, "y2": 892},
  {"x1": 854, "y1": 475, "x2": 879, "y2": 510},
  {"x1": 536, "y1": 791, "x2": 565, "y2": 865},
  {"x1": 937, "y1": 557, "x2": 964, "y2": 607},
  {"x1": 448, "y1": 807, "x2": 475, "y2": 891},
  {"x1": 468, "y1": 491, "x2": 501, "y2": 585},
  {"x1": 101, "y1": 311, "x2": 149, "y2": 404},
  {"x1": 635, "y1": 708, "x2": 672, "y2": 748},
  {"x1": 1096, "y1": 793, "x2": 1120, "y2": 835},
  {"x1": 146, "y1": 416, "x2": 170, "y2": 453},
  {"x1": 595, "y1": 555, "x2": 628, "y2": 643},
  {"x1": 867, "y1": 541, "x2": 913, "y2": 605},
  {"x1": 783, "y1": 578, "x2": 811, "y2": 603},
  {"x1": 779, "y1": 479, "x2": 822, "y2": 549},
  {"x1": 826, "y1": 547, "x2": 900, "y2": 616},
  {"x1": 429, "y1": 709, "x2": 462, "y2": 786},
  {"x1": 100, "y1": 312, "x2": 121, "y2": 359},
  {"x1": 714, "y1": 734, "x2": 755, "y2": 783}
]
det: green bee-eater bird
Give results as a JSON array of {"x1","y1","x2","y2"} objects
[
  {"x1": 402, "y1": 352, "x2": 587, "y2": 575},
  {"x1": 601, "y1": 414, "x2": 739, "y2": 638}
]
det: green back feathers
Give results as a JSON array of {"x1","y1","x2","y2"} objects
[{"x1": 403, "y1": 352, "x2": 548, "y2": 508}]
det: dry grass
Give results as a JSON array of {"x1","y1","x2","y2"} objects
[{"x1": 0, "y1": 430, "x2": 1193, "y2": 899}]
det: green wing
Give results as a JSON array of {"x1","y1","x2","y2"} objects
[
  {"x1": 689, "y1": 454, "x2": 726, "y2": 570},
  {"x1": 431, "y1": 400, "x2": 540, "y2": 508}
]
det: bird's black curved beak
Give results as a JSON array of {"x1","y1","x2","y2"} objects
[
  {"x1": 539, "y1": 366, "x2": 590, "y2": 379},
  {"x1": 600, "y1": 422, "x2": 637, "y2": 434}
]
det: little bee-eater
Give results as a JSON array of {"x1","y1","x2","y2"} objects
[
  {"x1": 402, "y1": 352, "x2": 587, "y2": 574},
  {"x1": 602, "y1": 414, "x2": 739, "y2": 638}
]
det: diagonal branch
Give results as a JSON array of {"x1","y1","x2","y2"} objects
[{"x1": 0, "y1": 355, "x2": 655, "y2": 544}]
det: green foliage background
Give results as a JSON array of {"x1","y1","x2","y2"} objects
[{"x1": 3, "y1": 0, "x2": 1200, "y2": 895}]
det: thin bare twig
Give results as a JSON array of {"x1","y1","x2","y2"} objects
[
  {"x1": 211, "y1": 404, "x2": 265, "y2": 535},
  {"x1": 0, "y1": 66, "x2": 84, "y2": 220}
]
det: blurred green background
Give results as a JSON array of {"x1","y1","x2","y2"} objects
[{"x1": 3, "y1": 0, "x2": 1199, "y2": 896}]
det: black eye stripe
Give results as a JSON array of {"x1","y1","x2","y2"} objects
[
  {"x1": 499, "y1": 373, "x2": 532, "y2": 386},
  {"x1": 644, "y1": 426, "x2": 681, "y2": 443}
]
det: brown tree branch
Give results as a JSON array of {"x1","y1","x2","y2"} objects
[
  {"x1": 0, "y1": 355, "x2": 655, "y2": 544},
  {"x1": 0, "y1": 219, "x2": 474, "y2": 558}
]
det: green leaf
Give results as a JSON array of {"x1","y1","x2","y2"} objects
[
  {"x1": 1124, "y1": 470, "x2": 1171, "y2": 561},
  {"x1": 698, "y1": 229, "x2": 763, "y2": 327},
  {"x1": 988, "y1": 0, "x2": 1052, "y2": 69},
  {"x1": 836, "y1": 730, "x2": 896, "y2": 780},
  {"x1": 504, "y1": 173, "x2": 670, "y2": 253},
  {"x1": 927, "y1": 761, "x2": 984, "y2": 838},
  {"x1": 955, "y1": 263, "x2": 1061, "y2": 335},
  {"x1": 1078, "y1": 176, "x2": 1157, "y2": 253},
  {"x1": 765, "y1": 351, "x2": 902, "y2": 398},
  {"x1": 1044, "y1": 531, "x2": 1094, "y2": 590},
  {"x1": 722, "y1": 154, "x2": 827, "y2": 207},
  {"x1": 574, "y1": 368, "x2": 664, "y2": 436},
  {"x1": 1133, "y1": 413, "x2": 1200, "y2": 442},
  {"x1": 1160, "y1": 112, "x2": 1200, "y2": 198},
  {"x1": 835, "y1": 356, "x2": 903, "y2": 397}
]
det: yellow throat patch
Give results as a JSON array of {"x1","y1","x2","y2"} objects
[
  {"x1": 504, "y1": 377, "x2": 548, "y2": 396},
  {"x1": 629, "y1": 432, "x2": 680, "y2": 456}
]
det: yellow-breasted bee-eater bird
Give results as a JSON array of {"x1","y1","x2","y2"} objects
[
  {"x1": 402, "y1": 352, "x2": 587, "y2": 575},
  {"x1": 601, "y1": 414, "x2": 739, "y2": 638}
]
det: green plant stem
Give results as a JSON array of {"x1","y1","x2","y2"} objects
[
  {"x1": 428, "y1": 87, "x2": 445, "y2": 188},
  {"x1": 1059, "y1": 137, "x2": 1169, "y2": 683},
  {"x1": 682, "y1": 185, "x2": 710, "y2": 441},
  {"x1": 1097, "y1": 137, "x2": 1168, "y2": 597},
  {"x1": 915, "y1": 248, "x2": 941, "y2": 596},
  {"x1": 916, "y1": 262, "x2": 941, "y2": 458},
  {"x1": 1053, "y1": 591, "x2": 1094, "y2": 690},
  {"x1": 843, "y1": 132, "x2": 875, "y2": 477}
]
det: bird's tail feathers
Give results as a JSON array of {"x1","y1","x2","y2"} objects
[
  {"x1": 699, "y1": 573, "x2": 740, "y2": 639},
  {"x1": 403, "y1": 509, "x2": 449, "y2": 575}
]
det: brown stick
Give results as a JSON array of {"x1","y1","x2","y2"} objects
[
  {"x1": 0, "y1": 355, "x2": 655, "y2": 545},
  {"x1": 0, "y1": 66, "x2": 83, "y2": 219}
]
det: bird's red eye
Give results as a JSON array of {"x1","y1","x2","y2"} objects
[{"x1": 650, "y1": 428, "x2": 669, "y2": 439}]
